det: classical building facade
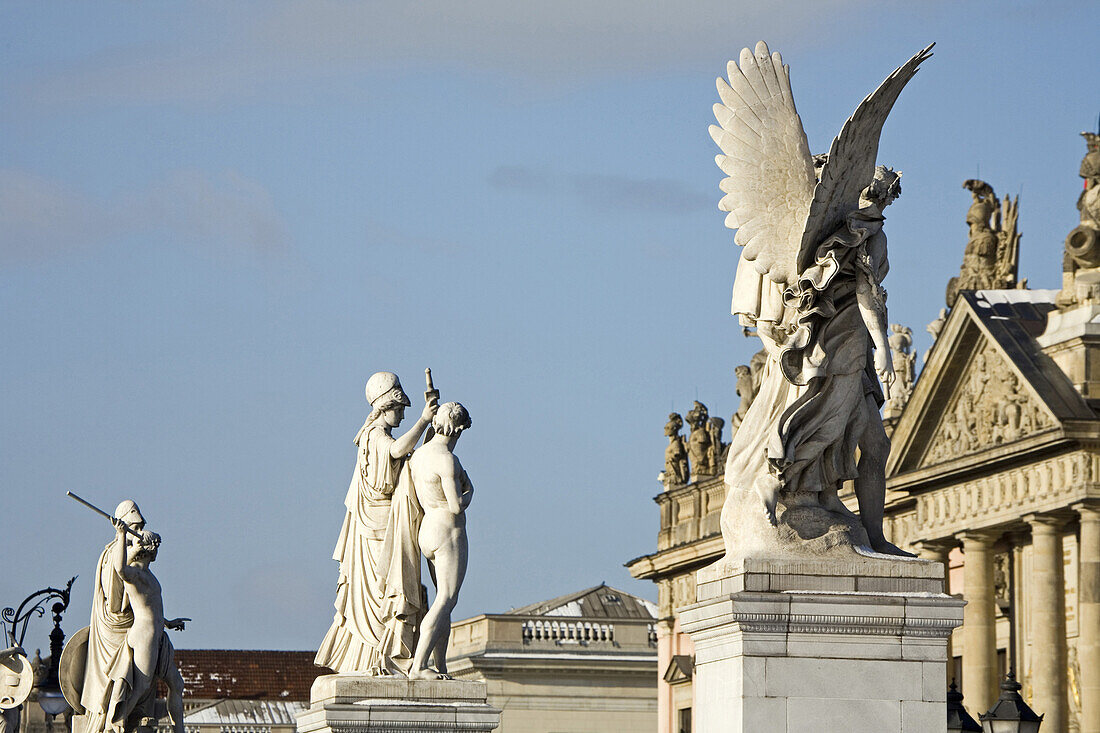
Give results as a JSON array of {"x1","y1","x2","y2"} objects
[
  {"x1": 446, "y1": 584, "x2": 659, "y2": 733},
  {"x1": 628, "y1": 145, "x2": 1100, "y2": 733},
  {"x1": 111, "y1": 586, "x2": 657, "y2": 733}
]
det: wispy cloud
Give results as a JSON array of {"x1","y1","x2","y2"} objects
[
  {"x1": 0, "y1": 168, "x2": 290, "y2": 262},
  {"x1": 20, "y1": 0, "x2": 877, "y2": 107},
  {"x1": 488, "y1": 165, "x2": 710, "y2": 215}
]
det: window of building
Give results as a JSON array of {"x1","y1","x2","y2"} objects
[{"x1": 678, "y1": 706, "x2": 692, "y2": 733}]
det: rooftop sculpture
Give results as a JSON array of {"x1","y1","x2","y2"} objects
[
  {"x1": 61, "y1": 497, "x2": 188, "y2": 733},
  {"x1": 709, "y1": 41, "x2": 932, "y2": 557},
  {"x1": 315, "y1": 370, "x2": 475, "y2": 680},
  {"x1": 945, "y1": 179, "x2": 1021, "y2": 307},
  {"x1": 1062, "y1": 132, "x2": 1100, "y2": 305}
]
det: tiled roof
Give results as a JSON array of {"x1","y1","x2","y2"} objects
[
  {"x1": 504, "y1": 583, "x2": 657, "y2": 619},
  {"x1": 173, "y1": 650, "x2": 322, "y2": 701},
  {"x1": 964, "y1": 290, "x2": 1095, "y2": 421},
  {"x1": 184, "y1": 699, "x2": 307, "y2": 725}
]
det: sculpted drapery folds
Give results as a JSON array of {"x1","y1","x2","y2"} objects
[
  {"x1": 709, "y1": 41, "x2": 932, "y2": 557},
  {"x1": 316, "y1": 371, "x2": 438, "y2": 676},
  {"x1": 65, "y1": 501, "x2": 186, "y2": 733}
]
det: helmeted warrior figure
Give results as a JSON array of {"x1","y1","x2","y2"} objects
[{"x1": 316, "y1": 371, "x2": 438, "y2": 675}]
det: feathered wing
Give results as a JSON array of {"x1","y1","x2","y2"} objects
[
  {"x1": 711, "y1": 41, "x2": 816, "y2": 286},
  {"x1": 798, "y1": 44, "x2": 935, "y2": 270}
]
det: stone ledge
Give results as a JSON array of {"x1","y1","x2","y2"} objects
[
  {"x1": 310, "y1": 674, "x2": 488, "y2": 707},
  {"x1": 696, "y1": 553, "x2": 944, "y2": 600},
  {"x1": 680, "y1": 589, "x2": 964, "y2": 645},
  {"x1": 298, "y1": 676, "x2": 500, "y2": 733}
]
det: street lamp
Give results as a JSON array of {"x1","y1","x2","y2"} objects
[
  {"x1": 2, "y1": 579, "x2": 76, "y2": 721},
  {"x1": 37, "y1": 602, "x2": 71, "y2": 718},
  {"x1": 979, "y1": 671, "x2": 1043, "y2": 733},
  {"x1": 947, "y1": 680, "x2": 982, "y2": 732}
]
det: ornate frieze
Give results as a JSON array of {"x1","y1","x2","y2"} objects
[
  {"x1": 729, "y1": 611, "x2": 959, "y2": 638},
  {"x1": 920, "y1": 340, "x2": 1055, "y2": 468},
  {"x1": 912, "y1": 452, "x2": 1091, "y2": 538}
]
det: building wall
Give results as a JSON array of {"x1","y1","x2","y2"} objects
[{"x1": 448, "y1": 612, "x2": 658, "y2": 733}]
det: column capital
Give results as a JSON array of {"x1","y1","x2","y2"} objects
[
  {"x1": 1024, "y1": 512, "x2": 1068, "y2": 530},
  {"x1": 912, "y1": 539, "x2": 957, "y2": 560},
  {"x1": 1072, "y1": 499, "x2": 1100, "y2": 520},
  {"x1": 956, "y1": 529, "x2": 1001, "y2": 545}
]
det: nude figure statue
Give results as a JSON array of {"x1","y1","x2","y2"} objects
[
  {"x1": 108, "y1": 522, "x2": 186, "y2": 733},
  {"x1": 408, "y1": 402, "x2": 473, "y2": 680}
]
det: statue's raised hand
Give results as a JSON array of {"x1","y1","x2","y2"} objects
[
  {"x1": 421, "y1": 394, "x2": 440, "y2": 423},
  {"x1": 422, "y1": 367, "x2": 441, "y2": 422}
]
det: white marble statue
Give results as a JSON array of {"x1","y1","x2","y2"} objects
[
  {"x1": 63, "y1": 500, "x2": 187, "y2": 733},
  {"x1": 0, "y1": 644, "x2": 31, "y2": 733},
  {"x1": 710, "y1": 41, "x2": 932, "y2": 557},
  {"x1": 316, "y1": 370, "x2": 439, "y2": 676},
  {"x1": 407, "y1": 402, "x2": 473, "y2": 680}
]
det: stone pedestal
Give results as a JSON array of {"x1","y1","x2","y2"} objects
[
  {"x1": 680, "y1": 555, "x2": 964, "y2": 733},
  {"x1": 296, "y1": 675, "x2": 501, "y2": 733}
]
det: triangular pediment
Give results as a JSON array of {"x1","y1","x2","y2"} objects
[
  {"x1": 888, "y1": 292, "x2": 1070, "y2": 477},
  {"x1": 663, "y1": 655, "x2": 693, "y2": 684}
]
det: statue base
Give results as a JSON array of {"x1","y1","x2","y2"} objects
[
  {"x1": 679, "y1": 555, "x2": 964, "y2": 733},
  {"x1": 296, "y1": 675, "x2": 501, "y2": 733}
]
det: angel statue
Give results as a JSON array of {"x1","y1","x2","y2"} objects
[{"x1": 710, "y1": 41, "x2": 933, "y2": 557}]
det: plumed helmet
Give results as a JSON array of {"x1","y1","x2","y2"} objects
[
  {"x1": 365, "y1": 371, "x2": 412, "y2": 409},
  {"x1": 113, "y1": 500, "x2": 145, "y2": 528}
]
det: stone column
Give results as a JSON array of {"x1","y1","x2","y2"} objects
[
  {"x1": 654, "y1": 617, "x2": 674, "y2": 733},
  {"x1": 1076, "y1": 501, "x2": 1100, "y2": 733},
  {"x1": 1026, "y1": 514, "x2": 1068, "y2": 733},
  {"x1": 1010, "y1": 539, "x2": 1027, "y2": 685},
  {"x1": 958, "y1": 531, "x2": 998, "y2": 713}
]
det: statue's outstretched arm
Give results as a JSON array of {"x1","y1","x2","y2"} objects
[{"x1": 390, "y1": 391, "x2": 440, "y2": 458}]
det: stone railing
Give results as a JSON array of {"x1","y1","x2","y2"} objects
[
  {"x1": 448, "y1": 614, "x2": 658, "y2": 659},
  {"x1": 656, "y1": 474, "x2": 726, "y2": 551},
  {"x1": 521, "y1": 619, "x2": 614, "y2": 643}
]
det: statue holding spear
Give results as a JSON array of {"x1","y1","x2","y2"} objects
[{"x1": 60, "y1": 494, "x2": 187, "y2": 733}]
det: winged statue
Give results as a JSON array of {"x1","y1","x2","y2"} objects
[{"x1": 711, "y1": 41, "x2": 932, "y2": 558}]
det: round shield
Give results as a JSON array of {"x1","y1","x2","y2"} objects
[
  {"x1": 59, "y1": 626, "x2": 89, "y2": 715},
  {"x1": 0, "y1": 650, "x2": 33, "y2": 710}
]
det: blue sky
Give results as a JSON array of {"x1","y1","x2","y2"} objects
[{"x1": 2, "y1": 1, "x2": 1097, "y2": 650}]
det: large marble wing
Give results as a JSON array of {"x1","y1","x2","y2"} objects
[
  {"x1": 798, "y1": 44, "x2": 934, "y2": 271},
  {"x1": 710, "y1": 41, "x2": 816, "y2": 286}
]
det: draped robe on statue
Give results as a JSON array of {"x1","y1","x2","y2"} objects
[
  {"x1": 316, "y1": 422, "x2": 423, "y2": 674},
  {"x1": 724, "y1": 207, "x2": 887, "y2": 509},
  {"x1": 77, "y1": 542, "x2": 173, "y2": 733}
]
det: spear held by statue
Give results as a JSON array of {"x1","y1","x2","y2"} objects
[{"x1": 66, "y1": 491, "x2": 143, "y2": 538}]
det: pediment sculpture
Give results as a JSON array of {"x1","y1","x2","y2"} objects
[{"x1": 921, "y1": 340, "x2": 1054, "y2": 467}]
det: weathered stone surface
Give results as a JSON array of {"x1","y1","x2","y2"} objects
[
  {"x1": 712, "y1": 41, "x2": 932, "y2": 558},
  {"x1": 681, "y1": 561, "x2": 962, "y2": 733},
  {"x1": 298, "y1": 675, "x2": 500, "y2": 733}
]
